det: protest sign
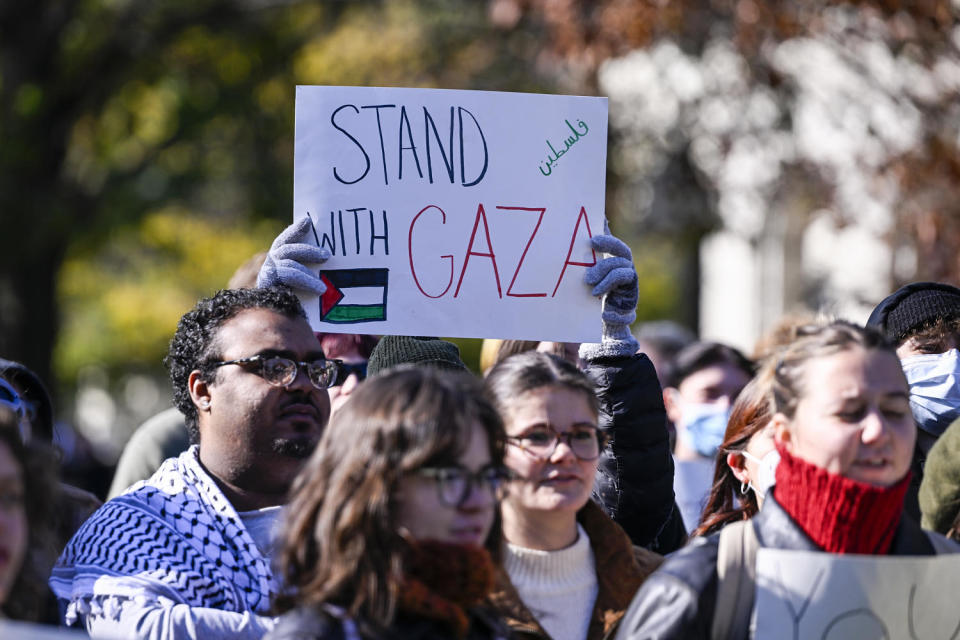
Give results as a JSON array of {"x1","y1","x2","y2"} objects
[
  {"x1": 753, "y1": 547, "x2": 960, "y2": 639},
  {"x1": 293, "y1": 86, "x2": 608, "y2": 341}
]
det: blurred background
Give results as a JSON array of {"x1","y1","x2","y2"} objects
[{"x1": 1, "y1": 0, "x2": 958, "y2": 497}]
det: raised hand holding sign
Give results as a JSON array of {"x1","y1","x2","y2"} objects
[{"x1": 258, "y1": 217, "x2": 329, "y2": 296}]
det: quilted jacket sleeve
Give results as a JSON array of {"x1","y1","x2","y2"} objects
[{"x1": 584, "y1": 352, "x2": 686, "y2": 554}]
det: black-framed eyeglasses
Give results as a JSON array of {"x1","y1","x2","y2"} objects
[
  {"x1": 333, "y1": 361, "x2": 367, "y2": 387},
  {"x1": 414, "y1": 465, "x2": 512, "y2": 508},
  {"x1": 211, "y1": 355, "x2": 341, "y2": 390},
  {"x1": 507, "y1": 425, "x2": 608, "y2": 461}
]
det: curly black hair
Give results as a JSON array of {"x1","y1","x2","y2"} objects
[{"x1": 164, "y1": 286, "x2": 307, "y2": 443}]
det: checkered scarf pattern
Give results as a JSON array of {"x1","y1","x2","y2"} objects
[{"x1": 49, "y1": 446, "x2": 274, "y2": 624}]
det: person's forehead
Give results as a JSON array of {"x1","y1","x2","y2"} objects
[
  {"x1": 801, "y1": 347, "x2": 907, "y2": 399},
  {"x1": 679, "y1": 362, "x2": 749, "y2": 392},
  {"x1": 507, "y1": 386, "x2": 596, "y2": 425},
  {"x1": 215, "y1": 308, "x2": 320, "y2": 358}
]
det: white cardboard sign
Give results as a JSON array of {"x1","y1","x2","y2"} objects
[
  {"x1": 293, "y1": 86, "x2": 608, "y2": 340},
  {"x1": 753, "y1": 547, "x2": 960, "y2": 638}
]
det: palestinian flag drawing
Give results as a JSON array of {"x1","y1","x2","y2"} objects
[{"x1": 318, "y1": 268, "x2": 389, "y2": 324}]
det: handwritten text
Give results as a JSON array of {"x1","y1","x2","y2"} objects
[{"x1": 539, "y1": 118, "x2": 589, "y2": 176}]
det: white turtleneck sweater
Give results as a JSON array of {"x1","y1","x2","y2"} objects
[{"x1": 503, "y1": 523, "x2": 598, "y2": 640}]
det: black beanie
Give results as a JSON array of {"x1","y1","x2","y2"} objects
[
  {"x1": 866, "y1": 282, "x2": 960, "y2": 345},
  {"x1": 366, "y1": 336, "x2": 468, "y2": 377}
]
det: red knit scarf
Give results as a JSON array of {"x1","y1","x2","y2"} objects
[
  {"x1": 773, "y1": 445, "x2": 910, "y2": 555},
  {"x1": 398, "y1": 540, "x2": 495, "y2": 638}
]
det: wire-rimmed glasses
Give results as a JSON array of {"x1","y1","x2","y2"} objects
[
  {"x1": 211, "y1": 355, "x2": 341, "y2": 390},
  {"x1": 506, "y1": 425, "x2": 608, "y2": 461}
]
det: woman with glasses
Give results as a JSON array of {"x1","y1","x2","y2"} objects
[
  {"x1": 267, "y1": 366, "x2": 511, "y2": 640},
  {"x1": 483, "y1": 351, "x2": 663, "y2": 640}
]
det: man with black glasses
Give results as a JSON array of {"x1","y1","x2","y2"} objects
[{"x1": 51, "y1": 286, "x2": 335, "y2": 640}]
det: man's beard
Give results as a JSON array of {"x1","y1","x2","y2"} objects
[{"x1": 271, "y1": 435, "x2": 317, "y2": 459}]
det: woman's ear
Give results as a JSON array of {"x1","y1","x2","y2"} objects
[
  {"x1": 726, "y1": 451, "x2": 750, "y2": 485},
  {"x1": 188, "y1": 370, "x2": 212, "y2": 413}
]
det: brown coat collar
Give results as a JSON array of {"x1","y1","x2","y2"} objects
[{"x1": 487, "y1": 501, "x2": 663, "y2": 639}]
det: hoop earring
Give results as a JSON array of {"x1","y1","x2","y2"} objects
[{"x1": 739, "y1": 481, "x2": 749, "y2": 495}]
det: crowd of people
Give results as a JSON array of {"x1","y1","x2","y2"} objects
[{"x1": 3, "y1": 217, "x2": 960, "y2": 639}]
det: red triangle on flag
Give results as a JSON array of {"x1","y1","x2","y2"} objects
[{"x1": 320, "y1": 273, "x2": 344, "y2": 318}]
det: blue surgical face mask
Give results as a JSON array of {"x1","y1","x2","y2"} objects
[
  {"x1": 741, "y1": 449, "x2": 780, "y2": 498},
  {"x1": 680, "y1": 403, "x2": 731, "y2": 458},
  {"x1": 900, "y1": 348, "x2": 960, "y2": 438}
]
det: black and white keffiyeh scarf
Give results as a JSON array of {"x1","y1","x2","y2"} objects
[{"x1": 50, "y1": 446, "x2": 274, "y2": 625}]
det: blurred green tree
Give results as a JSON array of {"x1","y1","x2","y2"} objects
[{"x1": 1, "y1": 1, "x2": 554, "y2": 396}]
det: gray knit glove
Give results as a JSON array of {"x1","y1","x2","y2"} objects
[
  {"x1": 578, "y1": 232, "x2": 640, "y2": 360},
  {"x1": 257, "y1": 217, "x2": 330, "y2": 296}
]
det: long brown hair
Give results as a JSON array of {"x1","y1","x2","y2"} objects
[
  {"x1": 274, "y1": 366, "x2": 504, "y2": 626},
  {"x1": 693, "y1": 368, "x2": 773, "y2": 537}
]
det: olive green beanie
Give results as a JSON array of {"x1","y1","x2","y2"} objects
[
  {"x1": 919, "y1": 417, "x2": 960, "y2": 534},
  {"x1": 366, "y1": 336, "x2": 467, "y2": 378}
]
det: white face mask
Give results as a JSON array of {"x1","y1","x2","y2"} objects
[
  {"x1": 900, "y1": 348, "x2": 960, "y2": 437},
  {"x1": 741, "y1": 449, "x2": 780, "y2": 498}
]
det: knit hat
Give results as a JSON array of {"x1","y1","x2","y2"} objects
[
  {"x1": 919, "y1": 417, "x2": 960, "y2": 534},
  {"x1": 367, "y1": 336, "x2": 467, "y2": 377},
  {"x1": 866, "y1": 282, "x2": 960, "y2": 345}
]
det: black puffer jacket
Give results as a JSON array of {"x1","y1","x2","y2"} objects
[
  {"x1": 614, "y1": 492, "x2": 957, "y2": 640},
  {"x1": 584, "y1": 353, "x2": 686, "y2": 555},
  {"x1": 266, "y1": 605, "x2": 509, "y2": 640}
]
